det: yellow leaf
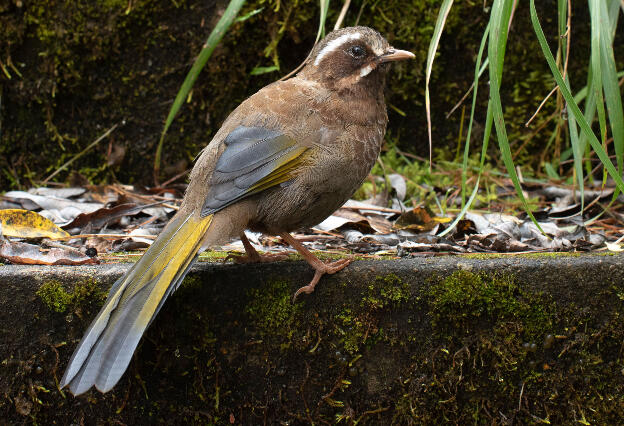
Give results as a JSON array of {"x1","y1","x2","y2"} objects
[{"x1": 0, "y1": 209, "x2": 70, "y2": 240}]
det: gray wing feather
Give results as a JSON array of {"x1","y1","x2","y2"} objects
[{"x1": 202, "y1": 126, "x2": 302, "y2": 216}]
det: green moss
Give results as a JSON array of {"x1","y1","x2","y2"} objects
[
  {"x1": 390, "y1": 270, "x2": 624, "y2": 424},
  {"x1": 8, "y1": 260, "x2": 624, "y2": 423},
  {"x1": 197, "y1": 250, "x2": 231, "y2": 262},
  {"x1": 429, "y1": 271, "x2": 553, "y2": 336},
  {"x1": 460, "y1": 253, "x2": 511, "y2": 260},
  {"x1": 520, "y1": 251, "x2": 582, "y2": 258},
  {"x1": 36, "y1": 278, "x2": 106, "y2": 313},
  {"x1": 245, "y1": 279, "x2": 301, "y2": 348},
  {"x1": 335, "y1": 274, "x2": 410, "y2": 354},
  {"x1": 36, "y1": 280, "x2": 73, "y2": 313}
]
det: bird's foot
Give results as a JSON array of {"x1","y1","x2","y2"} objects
[
  {"x1": 224, "y1": 251, "x2": 290, "y2": 264},
  {"x1": 293, "y1": 258, "x2": 352, "y2": 302}
]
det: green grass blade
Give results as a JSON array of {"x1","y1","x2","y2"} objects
[
  {"x1": 578, "y1": 66, "x2": 597, "y2": 179},
  {"x1": 589, "y1": 0, "x2": 607, "y2": 148},
  {"x1": 608, "y1": 0, "x2": 620, "y2": 34},
  {"x1": 153, "y1": 0, "x2": 246, "y2": 183},
  {"x1": 235, "y1": 7, "x2": 263, "y2": 23},
  {"x1": 461, "y1": 23, "x2": 490, "y2": 206},
  {"x1": 530, "y1": 0, "x2": 624, "y2": 195},
  {"x1": 599, "y1": 0, "x2": 624, "y2": 175},
  {"x1": 250, "y1": 65, "x2": 279, "y2": 75},
  {"x1": 488, "y1": 0, "x2": 543, "y2": 230},
  {"x1": 439, "y1": 176, "x2": 481, "y2": 237},
  {"x1": 425, "y1": 0, "x2": 454, "y2": 167},
  {"x1": 558, "y1": 0, "x2": 584, "y2": 213},
  {"x1": 439, "y1": 102, "x2": 495, "y2": 237},
  {"x1": 567, "y1": 83, "x2": 584, "y2": 212},
  {"x1": 558, "y1": 0, "x2": 567, "y2": 36},
  {"x1": 573, "y1": 71, "x2": 624, "y2": 104},
  {"x1": 316, "y1": 0, "x2": 330, "y2": 42}
]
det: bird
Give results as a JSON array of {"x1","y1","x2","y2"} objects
[{"x1": 60, "y1": 26, "x2": 414, "y2": 395}]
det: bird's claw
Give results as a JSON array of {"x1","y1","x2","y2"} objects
[{"x1": 292, "y1": 257, "x2": 352, "y2": 302}]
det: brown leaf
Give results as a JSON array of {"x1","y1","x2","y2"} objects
[
  {"x1": 333, "y1": 209, "x2": 394, "y2": 234},
  {"x1": 61, "y1": 203, "x2": 145, "y2": 232},
  {"x1": 0, "y1": 238, "x2": 98, "y2": 265}
]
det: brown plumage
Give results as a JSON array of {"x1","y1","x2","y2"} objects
[{"x1": 61, "y1": 26, "x2": 414, "y2": 395}]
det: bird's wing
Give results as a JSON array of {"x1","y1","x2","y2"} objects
[{"x1": 202, "y1": 125, "x2": 308, "y2": 216}]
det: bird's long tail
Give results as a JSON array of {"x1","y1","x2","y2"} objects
[{"x1": 60, "y1": 212, "x2": 213, "y2": 395}]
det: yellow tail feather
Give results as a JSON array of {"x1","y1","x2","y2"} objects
[{"x1": 60, "y1": 212, "x2": 213, "y2": 395}]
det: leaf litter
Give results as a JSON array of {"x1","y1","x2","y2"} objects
[{"x1": 0, "y1": 175, "x2": 622, "y2": 266}]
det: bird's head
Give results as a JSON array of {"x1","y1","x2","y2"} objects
[{"x1": 300, "y1": 26, "x2": 414, "y2": 94}]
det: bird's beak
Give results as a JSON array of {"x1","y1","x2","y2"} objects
[{"x1": 379, "y1": 48, "x2": 415, "y2": 63}]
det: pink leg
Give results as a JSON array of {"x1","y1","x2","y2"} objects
[{"x1": 280, "y1": 232, "x2": 351, "y2": 301}]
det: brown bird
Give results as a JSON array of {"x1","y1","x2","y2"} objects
[{"x1": 60, "y1": 26, "x2": 414, "y2": 395}]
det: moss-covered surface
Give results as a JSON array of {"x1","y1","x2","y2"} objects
[
  {"x1": 36, "y1": 278, "x2": 106, "y2": 313},
  {"x1": 1, "y1": 255, "x2": 623, "y2": 423},
  {"x1": 2, "y1": 1, "x2": 622, "y2": 188}
]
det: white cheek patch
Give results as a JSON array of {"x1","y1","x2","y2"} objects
[
  {"x1": 314, "y1": 32, "x2": 362, "y2": 66},
  {"x1": 359, "y1": 64, "x2": 375, "y2": 77}
]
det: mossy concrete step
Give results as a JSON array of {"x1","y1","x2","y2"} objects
[{"x1": 1, "y1": 253, "x2": 623, "y2": 424}]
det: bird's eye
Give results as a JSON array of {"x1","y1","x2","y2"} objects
[{"x1": 347, "y1": 45, "x2": 366, "y2": 59}]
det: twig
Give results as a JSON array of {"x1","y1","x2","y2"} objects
[
  {"x1": 446, "y1": 81, "x2": 476, "y2": 119},
  {"x1": 333, "y1": 0, "x2": 351, "y2": 30},
  {"x1": 280, "y1": 52, "x2": 312, "y2": 82},
  {"x1": 160, "y1": 168, "x2": 191, "y2": 187},
  {"x1": 43, "y1": 123, "x2": 119, "y2": 184},
  {"x1": 525, "y1": 86, "x2": 558, "y2": 127},
  {"x1": 354, "y1": 0, "x2": 367, "y2": 26},
  {"x1": 355, "y1": 406, "x2": 390, "y2": 424},
  {"x1": 52, "y1": 233, "x2": 158, "y2": 241},
  {"x1": 281, "y1": 0, "x2": 338, "y2": 81},
  {"x1": 341, "y1": 205, "x2": 401, "y2": 214}
]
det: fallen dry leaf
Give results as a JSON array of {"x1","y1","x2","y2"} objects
[
  {"x1": 0, "y1": 209, "x2": 70, "y2": 239},
  {"x1": 0, "y1": 236, "x2": 98, "y2": 265},
  {"x1": 394, "y1": 207, "x2": 450, "y2": 231},
  {"x1": 61, "y1": 203, "x2": 157, "y2": 233}
]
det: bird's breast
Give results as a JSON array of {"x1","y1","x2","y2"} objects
[{"x1": 253, "y1": 119, "x2": 386, "y2": 233}]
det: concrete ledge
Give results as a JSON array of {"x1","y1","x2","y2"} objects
[{"x1": 1, "y1": 253, "x2": 623, "y2": 423}]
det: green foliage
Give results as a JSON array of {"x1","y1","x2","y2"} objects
[
  {"x1": 154, "y1": 0, "x2": 246, "y2": 184},
  {"x1": 427, "y1": 0, "x2": 624, "y2": 232},
  {"x1": 0, "y1": 0, "x2": 622, "y2": 195}
]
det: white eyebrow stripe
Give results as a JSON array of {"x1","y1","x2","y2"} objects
[{"x1": 313, "y1": 32, "x2": 362, "y2": 66}]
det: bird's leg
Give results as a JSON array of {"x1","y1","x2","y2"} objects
[
  {"x1": 280, "y1": 232, "x2": 351, "y2": 300},
  {"x1": 224, "y1": 233, "x2": 290, "y2": 264}
]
